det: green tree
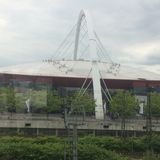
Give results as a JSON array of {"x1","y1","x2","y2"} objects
[
  {"x1": 6, "y1": 86, "x2": 16, "y2": 114},
  {"x1": 110, "y1": 91, "x2": 138, "y2": 137},
  {"x1": 0, "y1": 87, "x2": 7, "y2": 113},
  {"x1": 30, "y1": 89, "x2": 47, "y2": 113},
  {"x1": 144, "y1": 92, "x2": 160, "y2": 157},
  {"x1": 149, "y1": 92, "x2": 160, "y2": 117},
  {"x1": 71, "y1": 91, "x2": 96, "y2": 115},
  {"x1": 46, "y1": 88, "x2": 62, "y2": 114}
]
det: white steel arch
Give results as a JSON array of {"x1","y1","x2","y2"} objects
[
  {"x1": 74, "y1": 10, "x2": 98, "y2": 61},
  {"x1": 74, "y1": 10, "x2": 104, "y2": 120}
]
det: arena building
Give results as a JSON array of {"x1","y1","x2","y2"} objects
[{"x1": 0, "y1": 10, "x2": 160, "y2": 120}]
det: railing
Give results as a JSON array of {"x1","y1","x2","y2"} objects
[{"x1": 0, "y1": 112, "x2": 159, "y2": 124}]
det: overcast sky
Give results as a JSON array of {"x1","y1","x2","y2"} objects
[{"x1": 0, "y1": 0, "x2": 160, "y2": 73}]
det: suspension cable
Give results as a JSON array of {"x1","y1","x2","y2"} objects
[
  {"x1": 81, "y1": 79, "x2": 92, "y2": 96},
  {"x1": 99, "y1": 71, "x2": 112, "y2": 100},
  {"x1": 52, "y1": 24, "x2": 77, "y2": 59},
  {"x1": 101, "y1": 87, "x2": 111, "y2": 102},
  {"x1": 94, "y1": 31, "x2": 113, "y2": 64},
  {"x1": 78, "y1": 68, "x2": 92, "y2": 96}
]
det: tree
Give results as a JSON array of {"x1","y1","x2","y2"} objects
[
  {"x1": 6, "y1": 86, "x2": 16, "y2": 114},
  {"x1": 30, "y1": 89, "x2": 47, "y2": 113},
  {"x1": 71, "y1": 91, "x2": 96, "y2": 115},
  {"x1": 148, "y1": 92, "x2": 160, "y2": 117},
  {"x1": 46, "y1": 88, "x2": 62, "y2": 114},
  {"x1": 110, "y1": 91, "x2": 138, "y2": 137},
  {"x1": 144, "y1": 91, "x2": 160, "y2": 158},
  {"x1": 0, "y1": 87, "x2": 7, "y2": 113}
]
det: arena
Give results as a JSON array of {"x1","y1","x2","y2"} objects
[{"x1": 0, "y1": 10, "x2": 160, "y2": 120}]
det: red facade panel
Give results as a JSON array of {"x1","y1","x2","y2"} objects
[{"x1": 1, "y1": 73, "x2": 160, "y2": 90}]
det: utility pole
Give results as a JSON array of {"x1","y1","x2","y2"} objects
[
  {"x1": 72, "y1": 124, "x2": 78, "y2": 160},
  {"x1": 147, "y1": 91, "x2": 152, "y2": 151},
  {"x1": 64, "y1": 104, "x2": 85, "y2": 160},
  {"x1": 146, "y1": 87, "x2": 154, "y2": 159}
]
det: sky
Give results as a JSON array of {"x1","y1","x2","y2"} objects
[{"x1": 0, "y1": 0, "x2": 160, "y2": 73}]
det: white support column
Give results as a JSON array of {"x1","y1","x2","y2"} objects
[
  {"x1": 92, "y1": 61, "x2": 104, "y2": 119},
  {"x1": 89, "y1": 37, "x2": 104, "y2": 120},
  {"x1": 74, "y1": 10, "x2": 104, "y2": 119}
]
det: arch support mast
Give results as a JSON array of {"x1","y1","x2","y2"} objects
[{"x1": 74, "y1": 10, "x2": 104, "y2": 120}]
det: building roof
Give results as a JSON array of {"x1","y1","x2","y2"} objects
[{"x1": 0, "y1": 60, "x2": 160, "y2": 81}]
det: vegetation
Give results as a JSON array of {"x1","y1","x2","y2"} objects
[
  {"x1": 110, "y1": 91, "x2": 138, "y2": 136},
  {"x1": 0, "y1": 87, "x2": 7, "y2": 112},
  {"x1": 6, "y1": 86, "x2": 16, "y2": 113},
  {"x1": 0, "y1": 86, "x2": 96, "y2": 115},
  {"x1": 147, "y1": 92, "x2": 160, "y2": 117},
  {"x1": 0, "y1": 136, "x2": 127, "y2": 160},
  {"x1": 46, "y1": 88, "x2": 62, "y2": 114},
  {"x1": 0, "y1": 135, "x2": 159, "y2": 160},
  {"x1": 31, "y1": 89, "x2": 47, "y2": 113},
  {"x1": 0, "y1": 85, "x2": 160, "y2": 120},
  {"x1": 71, "y1": 90, "x2": 95, "y2": 115}
]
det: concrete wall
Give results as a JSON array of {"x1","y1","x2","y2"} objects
[{"x1": 0, "y1": 113, "x2": 159, "y2": 136}]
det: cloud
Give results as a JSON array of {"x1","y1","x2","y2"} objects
[
  {"x1": 144, "y1": 53, "x2": 160, "y2": 65},
  {"x1": 120, "y1": 40, "x2": 160, "y2": 63},
  {"x1": 0, "y1": 0, "x2": 159, "y2": 75}
]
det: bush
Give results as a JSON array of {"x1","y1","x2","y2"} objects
[
  {"x1": 78, "y1": 144, "x2": 129, "y2": 160},
  {"x1": 0, "y1": 143, "x2": 64, "y2": 160},
  {"x1": 0, "y1": 136, "x2": 129, "y2": 160},
  {"x1": 0, "y1": 135, "x2": 160, "y2": 160}
]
